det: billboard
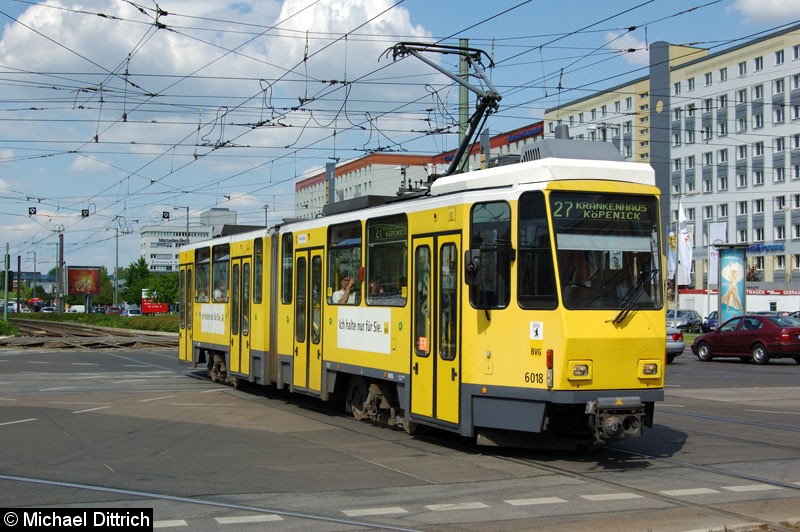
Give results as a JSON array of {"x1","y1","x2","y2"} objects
[
  {"x1": 718, "y1": 247, "x2": 746, "y2": 323},
  {"x1": 66, "y1": 266, "x2": 101, "y2": 296}
]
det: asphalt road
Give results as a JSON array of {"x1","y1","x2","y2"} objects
[{"x1": 0, "y1": 345, "x2": 799, "y2": 532}]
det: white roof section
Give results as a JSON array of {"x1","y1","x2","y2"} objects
[{"x1": 429, "y1": 157, "x2": 656, "y2": 196}]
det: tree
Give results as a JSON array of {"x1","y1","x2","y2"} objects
[
  {"x1": 148, "y1": 271, "x2": 179, "y2": 305},
  {"x1": 120, "y1": 257, "x2": 151, "y2": 305}
]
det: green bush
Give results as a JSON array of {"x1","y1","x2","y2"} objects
[{"x1": 0, "y1": 319, "x2": 19, "y2": 336}]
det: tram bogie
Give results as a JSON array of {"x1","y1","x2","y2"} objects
[{"x1": 178, "y1": 139, "x2": 666, "y2": 448}]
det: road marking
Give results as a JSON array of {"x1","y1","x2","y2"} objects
[
  {"x1": 153, "y1": 520, "x2": 187, "y2": 528},
  {"x1": 582, "y1": 493, "x2": 643, "y2": 501},
  {"x1": 71, "y1": 363, "x2": 98, "y2": 366},
  {"x1": 72, "y1": 406, "x2": 112, "y2": 414},
  {"x1": 139, "y1": 396, "x2": 175, "y2": 402},
  {"x1": 0, "y1": 398, "x2": 18, "y2": 401},
  {"x1": 0, "y1": 418, "x2": 37, "y2": 427},
  {"x1": 505, "y1": 497, "x2": 567, "y2": 506},
  {"x1": 660, "y1": 488, "x2": 719, "y2": 496},
  {"x1": 50, "y1": 401, "x2": 110, "y2": 405},
  {"x1": 745, "y1": 409, "x2": 800, "y2": 416},
  {"x1": 215, "y1": 515, "x2": 283, "y2": 524},
  {"x1": 40, "y1": 386, "x2": 75, "y2": 392},
  {"x1": 112, "y1": 379, "x2": 144, "y2": 384},
  {"x1": 426, "y1": 502, "x2": 489, "y2": 511},
  {"x1": 342, "y1": 507, "x2": 407, "y2": 517},
  {"x1": 722, "y1": 484, "x2": 782, "y2": 492},
  {"x1": 69, "y1": 375, "x2": 104, "y2": 380},
  {"x1": 124, "y1": 365, "x2": 150, "y2": 368},
  {"x1": 659, "y1": 404, "x2": 685, "y2": 407},
  {"x1": 201, "y1": 388, "x2": 227, "y2": 393},
  {"x1": 27, "y1": 361, "x2": 49, "y2": 364}
]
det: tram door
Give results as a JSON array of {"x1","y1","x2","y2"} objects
[
  {"x1": 410, "y1": 234, "x2": 461, "y2": 425},
  {"x1": 292, "y1": 249, "x2": 324, "y2": 393},
  {"x1": 229, "y1": 258, "x2": 251, "y2": 375},
  {"x1": 178, "y1": 265, "x2": 193, "y2": 363}
]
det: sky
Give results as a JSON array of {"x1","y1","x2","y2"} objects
[{"x1": 0, "y1": 0, "x2": 799, "y2": 275}]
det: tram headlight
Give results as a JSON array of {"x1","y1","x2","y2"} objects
[
  {"x1": 567, "y1": 360, "x2": 592, "y2": 381},
  {"x1": 637, "y1": 359, "x2": 661, "y2": 378}
]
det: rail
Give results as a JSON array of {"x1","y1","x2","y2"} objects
[{"x1": 1, "y1": 318, "x2": 178, "y2": 349}]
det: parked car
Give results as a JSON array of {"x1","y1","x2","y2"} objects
[
  {"x1": 691, "y1": 314, "x2": 800, "y2": 365},
  {"x1": 122, "y1": 308, "x2": 142, "y2": 317},
  {"x1": 667, "y1": 309, "x2": 703, "y2": 333},
  {"x1": 106, "y1": 306, "x2": 122, "y2": 315},
  {"x1": 40, "y1": 306, "x2": 56, "y2": 313},
  {"x1": 701, "y1": 310, "x2": 719, "y2": 332},
  {"x1": 666, "y1": 327, "x2": 685, "y2": 364},
  {"x1": 92, "y1": 306, "x2": 106, "y2": 314}
]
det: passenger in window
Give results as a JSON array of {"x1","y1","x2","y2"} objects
[
  {"x1": 213, "y1": 279, "x2": 227, "y2": 302},
  {"x1": 369, "y1": 278, "x2": 385, "y2": 297},
  {"x1": 333, "y1": 272, "x2": 356, "y2": 304}
]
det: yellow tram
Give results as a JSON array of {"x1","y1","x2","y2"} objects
[{"x1": 178, "y1": 139, "x2": 665, "y2": 448}]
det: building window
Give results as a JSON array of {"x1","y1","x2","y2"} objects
[
  {"x1": 718, "y1": 121, "x2": 728, "y2": 136},
  {"x1": 686, "y1": 130, "x2": 696, "y2": 144},
  {"x1": 795, "y1": 224, "x2": 800, "y2": 239},
  {"x1": 755, "y1": 256, "x2": 765, "y2": 270},
  {"x1": 703, "y1": 178, "x2": 713, "y2": 193},
  {"x1": 688, "y1": 78, "x2": 695, "y2": 91},
  {"x1": 792, "y1": 193, "x2": 800, "y2": 209},
  {"x1": 737, "y1": 173, "x2": 747, "y2": 188},
  {"x1": 738, "y1": 229, "x2": 747, "y2": 243},
  {"x1": 737, "y1": 145, "x2": 747, "y2": 160},
  {"x1": 775, "y1": 137, "x2": 785, "y2": 152},
  {"x1": 718, "y1": 176, "x2": 728, "y2": 191},
  {"x1": 673, "y1": 82, "x2": 681, "y2": 95},
  {"x1": 737, "y1": 117, "x2": 747, "y2": 132},
  {"x1": 687, "y1": 103, "x2": 696, "y2": 117},
  {"x1": 615, "y1": 101, "x2": 621, "y2": 113},
  {"x1": 702, "y1": 152, "x2": 713, "y2": 166},
  {"x1": 673, "y1": 158, "x2": 681, "y2": 172},
  {"x1": 703, "y1": 98, "x2": 713, "y2": 113},
  {"x1": 738, "y1": 61, "x2": 747, "y2": 76},
  {"x1": 753, "y1": 228, "x2": 764, "y2": 243},
  {"x1": 718, "y1": 94, "x2": 728, "y2": 108},
  {"x1": 718, "y1": 149, "x2": 728, "y2": 163},
  {"x1": 754, "y1": 141, "x2": 764, "y2": 156},
  {"x1": 703, "y1": 205, "x2": 713, "y2": 219},
  {"x1": 754, "y1": 56, "x2": 763, "y2": 71},
  {"x1": 601, "y1": 105, "x2": 607, "y2": 117},
  {"x1": 736, "y1": 89, "x2": 747, "y2": 103},
  {"x1": 775, "y1": 195, "x2": 786, "y2": 210},
  {"x1": 687, "y1": 155, "x2": 695, "y2": 169},
  {"x1": 625, "y1": 97, "x2": 632, "y2": 109},
  {"x1": 792, "y1": 104, "x2": 800, "y2": 120},
  {"x1": 754, "y1": 199, "x2": 764, "y2": 213},
  {"x1": 776, "y1": 226, "x2": 786, "y2": 241},
  {"x1": 776, "y1": 167, "x2": 786, "y2": 183},
  {"x1": 794, "y1": 255, "x2": 800, "y2": 270},
  {"x1": 776, "y1": 255, "x2": 786, "y2": 270},
  {"x1": 795, "y1": 45, "x2": 800, "y2": 60},
  {"x1": 718, "y1": 203, "x2": 728, "y2": 218},
  {"x1": 737, "y1": 201, "x2": 748, "y2": 215},
  {"x1": 753, "y1": 113, "x2": 763, "y2": 129},
  {"x1": 775, "y1": 107, "x2": 785, "y2": 124},
  {"x1": 719, "y1": 67, "x2": 728, "y2": 82},
  {"x1": 774, "y1": 78, "x2": 785, "y2": 94},
  {"x1": 673, "y1": 107, "x2": 682, "y2": 120},
  {"x1": 753, "y1": 84, "x2": 763, "y2": 99},
  {"x1": 776, "y1": 49, "x2": 785, "y2": 65},
  {"x1": 793, "y1": 74, "x2": 800, "y2": 90},
  {"x1": 705, "y1": 72, "x2": 713, "y2": 86}
]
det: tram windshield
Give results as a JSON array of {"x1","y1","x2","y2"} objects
[{"x1": 550, "y1": 192, "x2": 662, "y2": 310}]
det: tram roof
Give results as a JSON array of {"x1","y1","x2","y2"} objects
[{"x1": 429, "y1": 157, "x2": 655, "y2": 196}]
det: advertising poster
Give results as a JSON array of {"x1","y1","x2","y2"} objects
[
  {"x1": 718, "y1": 248, "x2": 746, "y2": 323},
  {"x1": 66, "y1": 266, "x2": 101, "y2": 296}
]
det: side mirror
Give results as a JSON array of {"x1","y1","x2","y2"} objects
[{"x1": 464, "y1": 249, "x2": 481, "y2": 286}]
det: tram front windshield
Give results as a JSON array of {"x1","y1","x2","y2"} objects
[{"x1": 551, "y1": 192, "x2": 662, "y2": 310}]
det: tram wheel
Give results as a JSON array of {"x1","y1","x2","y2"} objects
[
  {"x1": 696, "y1": 341, "x2": 713, "y2": 361},
  {"x1": 751, "y1": 343, "x2": 770, "y2": 365},
  {"x1": 346, "y1": 376, "x2": 368, "y2": 421}
]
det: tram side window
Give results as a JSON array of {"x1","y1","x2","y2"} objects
[
  {"x1": 281, "y1": 233, "x2": 292, "y2": 304},
  {"x1": 212, "y1": 244, "x2": 230, "y2": 303},
  {"x1": 195, "y1": 248, "x2": 211, "y2": 302},
  {"x1": 518, "y1": 192, "x2": 557, "y2": 309},
  {"x1": 366, "y1": 214, "x2": 408, "y2": 306},
  {"x1": 469, "y1": 201, "x2": 511, "y2": 309},
  {"x1": 328, "y1": 221, "x2": 361, "y2": 305},
  {"x1": 254, "y1": 237, "x2": 263, "y2": 304}
]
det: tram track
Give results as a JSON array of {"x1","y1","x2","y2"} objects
[{"x1": 2, "y1": 318, "x2": 178, "y2": 349}]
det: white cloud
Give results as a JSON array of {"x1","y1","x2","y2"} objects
[
  {"x1": 729, "y1": 0, "x2": 800, "y2": 23},
  {"x1": 69, "y1": 155, "x2": 110, "y2": 174},
  {"x1": 605, "y1": 31, "x2": 649, "y2": 67}
]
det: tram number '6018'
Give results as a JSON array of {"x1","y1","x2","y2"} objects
[{"x1": 524, "y1": 372, "x2": 544, "y2": 384}]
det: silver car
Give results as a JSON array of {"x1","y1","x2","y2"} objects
[{"x1": 666, "y1": 326, "x2": 685, "y2": 364}]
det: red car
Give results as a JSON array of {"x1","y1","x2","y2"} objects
[{"x1": 691, "y1": 314, "x2": 800, "y2": 365}]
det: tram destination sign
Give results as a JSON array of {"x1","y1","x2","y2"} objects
[{"x1": 552, "y1": 194, "x2": 652, "y2": 222}]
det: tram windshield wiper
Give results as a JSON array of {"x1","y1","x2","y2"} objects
[{"x1": 611, "y1": 267, "x2": 657, "y2": 325}]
